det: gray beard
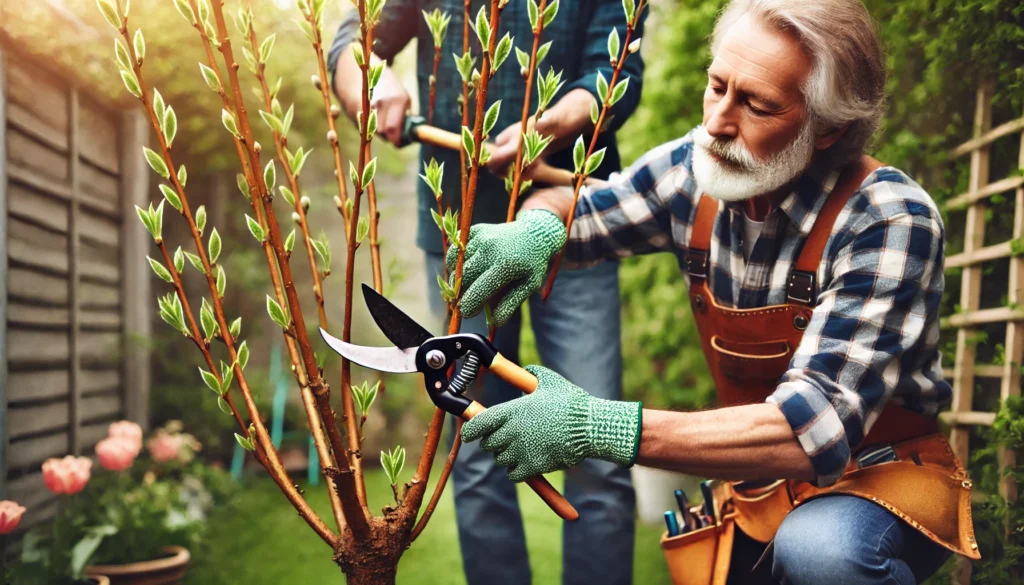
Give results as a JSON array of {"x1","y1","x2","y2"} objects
[{"x1": 691, "y1": 122, "x2": 817, "y2": 202}]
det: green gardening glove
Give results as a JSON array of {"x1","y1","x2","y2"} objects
[
  {"x1": 461, "y1": 365, "x2": 642, "y2": 482},
  {"x1": 445, "y1": 209, "x2": 567, "y2": 327}
]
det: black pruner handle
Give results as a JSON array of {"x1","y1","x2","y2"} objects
[{"x1": 399, "y1": 114, "x2": 426, "y2": 147}]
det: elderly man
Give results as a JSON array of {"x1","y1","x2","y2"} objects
[
  {"x1": 453, "y1": 1, "x2": 979, "y2": 583},
  {"x1": 328, "y1": 3, "x2": 646, "y2": 585}
]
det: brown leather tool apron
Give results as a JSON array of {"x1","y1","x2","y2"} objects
[{"x1": 659, "y1": 157, "x2": 979, "y2": 585}]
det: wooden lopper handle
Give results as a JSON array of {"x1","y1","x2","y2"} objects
[
  {"x1": 461, "y1": 391, "x2": 579, "y2": 522},
  {"x1": 412, "y1": 124, "x2": 592, "y2": 188}
]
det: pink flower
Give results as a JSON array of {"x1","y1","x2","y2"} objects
[
  {"x1": 0, "y1": 501, "x2": 26, "y2": 535},
  {"x1": 147, "y1": 431, "x2": 183, "y2": 463},
  {"x1": 107, "y1": 421, "x2": 143, "y2": 457},
  {"x1": 42, "y1": 456, "x2": 92, "y2": 495},
  {"x1": 95, "y1": 436, "x2": 138, "y2": 471}
]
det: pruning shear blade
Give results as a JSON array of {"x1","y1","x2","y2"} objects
[{"x1": 318, "y1": 328, "x2": 418, "y2": 373}]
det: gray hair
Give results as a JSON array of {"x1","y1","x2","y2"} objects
[{"x1": 711, "y1": 0, "x2": 887, "y2": 165}]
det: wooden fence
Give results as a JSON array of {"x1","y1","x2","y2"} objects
[
  {"x1": 0, "y1": 40, "x2": 151, "y2": 533},
  {"x1": 940, "y1": 81, "x2": 1022, "y2": 583}
]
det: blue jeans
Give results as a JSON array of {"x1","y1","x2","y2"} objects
[
  {"x1": 425, "y1": 252, "x2": 635, "y2": 585},
  {"x1": 771, "y1": 495, "x2": 952, "y2": 585}
]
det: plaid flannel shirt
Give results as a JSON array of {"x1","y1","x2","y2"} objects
[
  {"x1": 568, "y1": 129, "x2": 953, "y2": 487},
  {"x1": 328, "y1": 0, "x2": 646, "y2": 253}
]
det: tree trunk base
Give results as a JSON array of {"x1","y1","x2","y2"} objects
[{"x1": 335, "y1": 515, "x2": 409, "y2": 585}]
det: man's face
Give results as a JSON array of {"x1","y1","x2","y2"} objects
[{"x1": 693, "y1": 15, "x2": 818, "y2": 202}]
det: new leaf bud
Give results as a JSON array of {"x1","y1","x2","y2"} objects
[
  {"x1": 327, "y1": 130, "x2": 338, "y2": 144},
  {"x1": 300, "y1": 195, "x2": 311, "y2": 212},
  {"x1": 254, "y1": 141, "x2": 262, "y2": 154},
  {"x1": 292, "y1": 211, "x2": 301, "y2": 224},
  {"x1": 330, "y1": 104, "x2": 341, "y2": 119},
  {"x1": 311, "y1": 74, "x2": 323, "y2": 90},
  {"x1": 628, "y1": 38, "x2": 641, "y2": 54}
]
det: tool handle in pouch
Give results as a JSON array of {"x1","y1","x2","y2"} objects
[{"x1": 461, "y1": 398, "x2": 580, "y2": 522}]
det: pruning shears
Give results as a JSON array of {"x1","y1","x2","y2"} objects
[{"x1": 319, "y1": 284, "x2": 579, "y2": 522}]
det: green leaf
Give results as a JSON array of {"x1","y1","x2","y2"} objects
[
  {"x1": 135, "y1": 205, "x2": 154, "y2": 239},
  {"x1": 609, "y1": 77, "x2": 630, "y2": 106},
  {"x1": 584, "y1": 147, "x2": 607, "y2": 176},
  {"x1": 572, "y1": 135, "x2": 586, "y2": 174},
  {"x1": 527, "y1": 0, "x2": 539, "y2": 29},
  {"x1": 430, "y1": 208, "x2": 444, "y2": 231},
  {"x1": 219, "y1": 360, "x2": 234, "y2": 395},
  {"x1": 366, "y1": 110, "x2": 378, "y2": 140},
  {"x1": 114, "y1": 39, "x2": 132, "y2": 71},
  {"x1": 184, "y1": 250, "x2": 206, "y2": 274},
  {"x1": 147, "y1": 256, "x2": 173, "y2": 283},
  {"x1": 217, "y1": 396, "x2": 232, "y2": 414},
  {"x1": 291, "y1": 146, "x2": 309, "y2": 176},
  {"x1": 151, "y1": 93, "x2": 166, "y2": 129},
  {"x1": 596, "y1": 71, "x2": 609, "y2": 100},
  {"x1": 312, "y1": 234, "x2": 332, "y2": 272},
  {"x1": 241, "y1": 46, "x2": 257, "y2": 73},
  {"x1": 361, "y1": 158, "x2": 377, "y2": 188},
  {"x1": 229, "y1": 317, "x2": 242, "y2": 339},
  {"x1": 280, "y1": 186, "x2": 296, "y2": 206},
  {"x1": 621, "y1": 0, "x2": 635, "y2": 22},
  {"x1": 356, "y1": 216, "x2": 369, "y2": 243},
  {"x1": 159, "y1": 184, "x2": 182, "y2": 212},
  {"x1": 536, "y1": 41, "x2": 552, "y2": 64},
  {"x1": 163, "y1": 106, "x2": 178, "y2": 147},
  {"x1": 542, "y1": 0, "x2": 559, "y2": 27},
  {"x1": 259, "y1": 33, "x2": 276, "y2": 63},
  {"x1": 492, "y1": 33, "x2": 512, "y2": 74},
  {"x1": 222, "y1": 109, "x2": 240, "y2": 138},
  {"x1": 96, "y1": 0, "x2": 122, "y2": 29},
  {"x1": 234, "y1": 433, "x2": 255, "y2": 452},
  {"x1": 348, "y1": 161, "x2": 359, "y2": 192},
  {"x1": 199, "y1": 63, "x2": 221, "y2": 91},
  {"x1": 266, "y1": 295, "x2": 290, "y2": 328},
  {"x1": 199, "y1": 367, "x2": 220, "y2": 393},
  {"x1": 173, "y1": 0, "x2": 195, "y2": 23},
  {"x1": 208, "y1": 228, "x2": 222, "y2": 263},
  {"x1": 195, "y1": 205, "x2": 207, "y2": 235},
  {"x1": 237, "y1": 340, "x2": 250, "y2": 369},
  {"x1": 177, "y1": 164, "x2": 188, "y2": 187},
  {"x1": 461, "y1": 126, "x2": 475, "y2": 158},
  {"x1": 264, "y1": 161, "x2": 276, "y2": 191},
  {"x1": 133, "y1": 29, "x2": 146, "y2": 62},
  {"x1": 120, "y1": 69, "x2": 141, "y2": 98},
  {"x1": 200, "y1": 297, "x2": 218, "y2": 340},
  {"x1": 607, "y1": 28, "x2": 620, "y2": 62},
  {"x1": 368, "y1": 63, "x2": 384, "y2": 90},
  {"x1": 259, "y1": 110, "x2": 284, "y2": 134},
  {"x1": 173, "y1": 246, "x2": 185, "y2": 273},
  {"x1": 282, "y1": 104, "x2": 295, "y2": 135},
  {"x1": 453, "y1": 51, "x2": 475, "y2": 83},
  {"x1": 70, "y1": 524, "x2": 116, "y2": 579},
  {"x1": 215, "y1": 265, "x2": 226, "y2": 298},
  {"x1": 152, "y1": 200, "x2": 165, "y2": 238},
  {"x1": 483, "y1": 100, "x2": 501, "y2": 137},
  {"x1": 245, "y1": 215, "x2": 265, "y2": 242},
  {"x1": 381, "y1": 445, "x2": 406, "y2": 486},
  {"x1": 515, "y1": 47, "x2": 530, "y2": 71},
  {"x1": 474, "y1": 6, "x2": 490, "y2": 49},
  {"x1": 143, "y1": 147, "x2": 169, "y2": 178},
  {"x1": 284, "y1": 229, "x2": 296, "y2": 253},
  {"x1": 590, "y1": 100, "x2": 600, "y2": 125},
  {"x1": 237, "y1": 174, "x2": 251, "y2": 199}
]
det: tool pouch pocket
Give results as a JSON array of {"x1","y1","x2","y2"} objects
[
  {"x1": 729, "y1": 480, "x2": 793, "y2": 544},
  {"x1": 660, "y1": 517, "x2": 735, "y2": 585},
  {"x1": 710, "y1": 336, "x2": 792, "y2": 383}
]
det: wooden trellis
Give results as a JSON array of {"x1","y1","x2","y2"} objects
[{"x1": 940, "y1": 82, "x2": 1022, "y2": 583}]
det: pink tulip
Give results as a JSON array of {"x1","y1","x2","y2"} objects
[
  {"x1": 0, "y1": 501, "x2": 26, "y2": 535},
  {"x1": 95, "y1": 436, "x2": 138, "y2": 471},
  {"x1": 107, "y1": 421, "x2": 143, "y2": 457},
  {"x1": 42, "y1": 456, "x2": 92, "y2": 495},
  {"x1": 147, "y1": 431, "x2": 183, "y2": 463}
]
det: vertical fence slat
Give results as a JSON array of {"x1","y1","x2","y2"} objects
[
  {"x1": 0, "y1": 45, "x2": 9, "y2": 498},
  {"x1": 68, "y1": 87, "x2": 81, "y2": 454},
  {"x1": 120, "y1": 110, "x2": 150, "y2": 430}
]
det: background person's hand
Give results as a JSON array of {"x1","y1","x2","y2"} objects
[
  {"x1": 485, "y1": 122, "x2": 525, "y2": 177},
  {"x1": 369, "y1": 65, "x2": 411, "y2": 147}
]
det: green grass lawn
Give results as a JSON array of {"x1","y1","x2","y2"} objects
[{"x1": 185, "y1": 466, "x2": 670, "y2": 584}]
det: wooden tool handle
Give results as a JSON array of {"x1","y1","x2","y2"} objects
[
  {"x1": 461, "y1": 399, "x2": 579, "y2": 522},
  {"x1": 413, "y1": 124, "x2": 590, "y2": 188},
  {"x1": 488, "y1": 353, "x2": 539, "y2": 394}
]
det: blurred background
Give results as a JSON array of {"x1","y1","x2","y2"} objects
[{"x1": 0, "y1": 0, "x2": 1021, "y2": 583}]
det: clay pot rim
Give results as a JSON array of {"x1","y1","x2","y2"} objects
[{"x1": 85, "y1": 545, "x2": 190, "y2": 576}]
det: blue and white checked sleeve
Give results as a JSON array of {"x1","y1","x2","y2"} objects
[
  {"x1": 566, "y1": 135, "x2": 695, "y2": 266},
  {"x1": 767, "y1": 184, "x2": 946, "y2": 487}
]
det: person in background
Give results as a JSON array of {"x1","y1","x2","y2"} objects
[{"x1": 328, "y1": 2, "x2": 647, "y2": 584}]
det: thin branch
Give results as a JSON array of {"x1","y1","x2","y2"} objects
[
  {"x1": 208, "y1": 0, "x2": 370, "y2": 540},
  {"x1": 543, "y1": 1, "x2": 645, "y2": 298},
  {"x1": 409, "y1": 418, "x2": 462, "y2": 541},
  {"x1": 506, "y1": 0, "x2": 549, "y2": 221},
  {"x1": 115, "y1": 8, "x2": 334, "y2": 546}
]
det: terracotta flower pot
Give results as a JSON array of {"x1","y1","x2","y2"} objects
[{"x1": 84, "y1": 546, "x2": 190, "y2": 585}]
